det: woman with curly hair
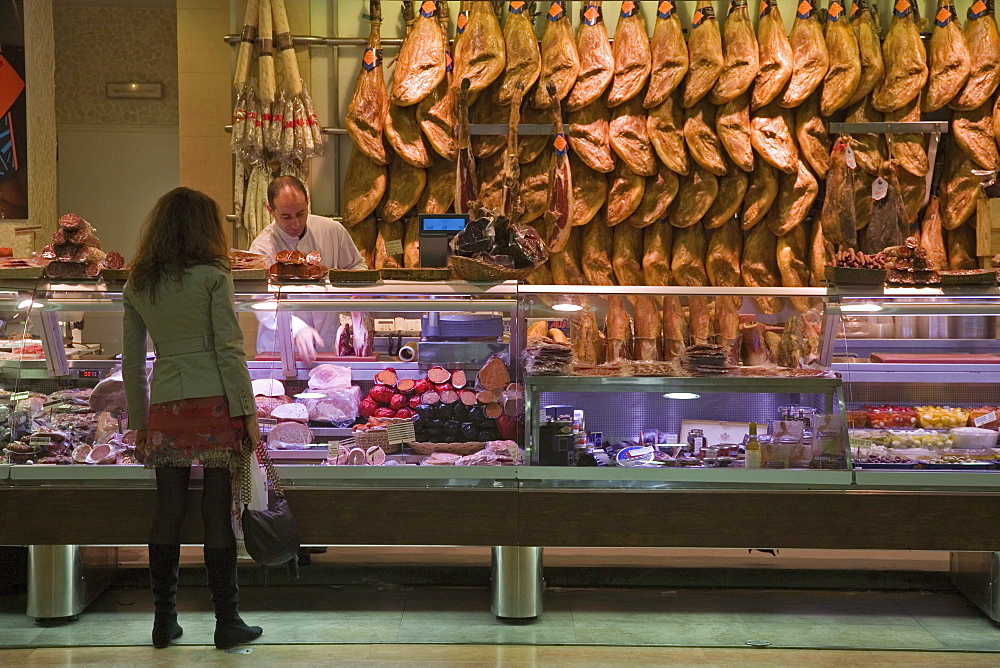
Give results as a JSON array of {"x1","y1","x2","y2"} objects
[{"x1": 123, "y1": 187, "x2": 262, "y2": 650}]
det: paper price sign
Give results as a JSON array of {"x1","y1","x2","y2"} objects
[
  {"x1": 871, "y1": 177, "x2": 888, "y2": 201},
  {"x1": 844, "y1": 145, "x2": 857, "y2": 170},
  {"x1": 973, "y1": 412, "x2": 997, "y2": 427}
]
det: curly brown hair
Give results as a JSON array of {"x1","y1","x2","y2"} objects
[{"x1": 128, "y1": 187, "x2": 230, "y2": 301}]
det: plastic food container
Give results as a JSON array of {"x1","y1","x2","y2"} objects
[
  {"x1": 916, "y1": 406, "x2": 970, "y2": 430},
  {"x1": 949, "y1": 427, "x2": 999, "y2": 449},
  {"x1": 846, "y1": 410, "x2": 868, "y2": 428}
]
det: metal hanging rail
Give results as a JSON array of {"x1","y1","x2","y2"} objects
[{"x1": 224, "y1": 34, "x2": 404, "y2": 47}]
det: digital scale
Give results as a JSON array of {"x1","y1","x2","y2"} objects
[{"x1": 418, "y1": 214, "x2": 469, "y2": 267}]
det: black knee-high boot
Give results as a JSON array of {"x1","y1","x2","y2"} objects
[
  {"x1": 148, "y1": 544, "x2": 184, "y2": 648},
  {"x1": 204, "y1": 547, "x2": 262, "y2": 649}
]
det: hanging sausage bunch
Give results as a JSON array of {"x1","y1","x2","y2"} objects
[
  {"x1": 338, "y1": 0, "x2": 1000, "y2": 367},
  {"x1": 231, "y1": 0, "x2": 325, "y2": 239}
]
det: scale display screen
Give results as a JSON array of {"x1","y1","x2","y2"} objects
[{"x1": 420, "y1": 214, "x2": 468, "y2": 234}]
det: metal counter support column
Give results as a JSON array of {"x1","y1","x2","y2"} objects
[
  {"x1": 950, "y1": 551, "x2": 1000, "y2": 622},
  {"x1": 491, "y1": 546, "x2": 543, "y2": 619},
  {"x1": 27, "y1": 546, "x2": 118, "y2": 621}
]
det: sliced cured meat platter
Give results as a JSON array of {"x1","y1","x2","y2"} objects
[{"x1": 869, "y1": 353, "x2": 1000, "y2": 364}]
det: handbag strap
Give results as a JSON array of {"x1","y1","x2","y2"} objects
[
  {"x1": 254, "y1": 440, "x2": 286, "y2": 499},
  {"x1": 239, "y1": 435, "x2": 286, "y2": 505}
]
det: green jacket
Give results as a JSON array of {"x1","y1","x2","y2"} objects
[{"x1": 122, "y1": 264, "x2": 255, "y2": 431}]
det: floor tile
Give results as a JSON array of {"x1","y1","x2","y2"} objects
[
  {"x1": 537, "y1": 644, "x2": 712, "y2": 665},
  {"x1": 368, "y1": 643, "x2": 537, "y2": 663},
  {"x1": 575, "y1": 620, "x2": 754, "y2": 647},
  {"x1": 19, "y1": 645, "x2": 212, "y2": 666},
  {"x1": 917, "y1": 625, "x2": 1000, "y2": 652},
  {"x1": 870, "y1": 649, "x2": 1000, "y2": 665},
  {"x1": 740, "y1": 621, "x2": 946, "y2": 650},
  {"x1": 0, "y1": 628, "x2": 44, "y2": 645},
  {"x1": 699, "y1": 647, "x2": 882, "y2": 666}
]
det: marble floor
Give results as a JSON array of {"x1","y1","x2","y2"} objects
[{"x1": 1, "y1": 585, "x2": 1000, "y2": 655}]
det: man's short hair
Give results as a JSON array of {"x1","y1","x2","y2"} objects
[{"x1": 267, "y1": 175, "x2": 309, "y2": 207}]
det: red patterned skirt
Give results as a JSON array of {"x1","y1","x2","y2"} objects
[{"x1": 141, "y1": 396, "x2": 245, "y2": 469}]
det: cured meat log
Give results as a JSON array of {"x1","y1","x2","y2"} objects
[
  {"x1": 780, "y1": 0, "x2": 828, "y2": 109},
  {"x1": 767, "y1": 159, "x2": 818, "y2": 237},
  {"x1": 455, "y1": 79, "x2": 477, "y2": 215},
  {"x1": 647, "y1": 93, "x2": 689, "y2": 175},
  {"x1": 716, "y1": 92, "x2": 753, "y2": 173},
  {"x1": 751, "y1": 101, "x2": 798, "y2": 174},
  {"x1": 919, "y1": 196, "x2": 948, "y2": 271},
  {"x1": 819, "y1": 138, "x2": 858, "y2": 247},
  {"x1": 544, "y1": 82, "x2": 573, "y2": 252},
  {"x1": 382, "y1": 158, "x2": 426, "y2": 223},
  {"x1": 710, "y1": 0, "x2": 758, "y2": 105},
  {"x1": 845, "y1": 96, "x2": 886, "y2": 175},
  {"x1": 742, "y1": 159, "x2": 778, "y2": 229},
  {"x1": 346, "y1": 0, "x2": 389, "y2": 165},
  {"x1": 703, "y1": 162, "x2": 747, "y2": 229},
  {"x1": 643, "y1": 221, "x2": 673, "y2": 285},
  {"x1": 847, "y1": 0, "x2": 884, "y2": 107},
  {"x1": 581, "y1": 214, "x2": 615, "y2": 285},
  {"x1": 498, "y1": 0, "x2": 540, "y2": 106},
  {"x1": 953, "y1": 100, "x2": 1000, "y2": 170},
  {"x1": 452, "y1": 0, "x2": 505, "y2": 97},
  {"x1": 569, "y1": 101, "x2": 615, "y2": 173},
  {"x1": 947, "y1": 223, "x2": 979, "y2": 269},
  {"x1": 607, "y1": 161, "x2": 645, "y2": 226},
  {"x1": 941, "y1": 146, "x2": 982, "y2": 230},
  {"x1": 644, "y1": 0, "x2": 688, "y2": 109},
  {"x1": 669, "y1": 165, "x2": 717, "y2": 228},
  {"x1": 566, "y1": 1, "x2": 614, "y2": 111},
  {"x1": 872, "y1": 0, "x2": 928, "y2": 113},
  {"x1": 820, "y1": 0, "x2": 861, "y2": 117},
  {"x1": 924, "y1": 0, "x2": 971, "y2": 112},
  {"x1": 607, "y1": 1, "x2": 650, "y2": 108},
  {"x1": 570, "y1": 152, "x2": 608, "y2": 227},
  {"x1": 533, "y1": 0, "x2": 579, "y2": 109},
  {"x1": 860, "y1": 160, "x2": 908, "y2": 254},
  {"x1": 684, "y1": 98, "x2": 727, "y2": 176},
  {"x1": 343, "y1": 145, "x2": 387, "y2": 226},
  {"x1": 777, "y1": 225, "x2": 812, "y2": 312},
  {"x1": 682, "y1": 0, "x2": 724, "y2": 109},
  {"x1": 951, "y1": 1, "x2": 1000, "y2": 111},
  {"x1": 627, "y1": 163, "x2": 679, "y2": 229},
  {"x1": 612, "y1": 223, "x2": 645, "y2": 286},
  {"x1": 742, "y1": 223, "x2": 784, "y2": 314},
  {"x1": 885, "y1": 94, "x2": 929, "y2": 177},
  {"x1": 571, "y1": 306, "x2": 603, "y2": 364},
  {"x1": 795, "y1": 93, "x2": 830, "y2": 179},
  {"x1": 610, "y1": 96, "x2": 656, "y2": 176},
  {"x1": 391, "y1": 0, "x2": 446, "y2": 106},
  {"x1": 753, "y1": 0, "x2": 792, "y2": 110}
]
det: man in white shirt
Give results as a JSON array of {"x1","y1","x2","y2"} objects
[{"x1": 249, "y1": 175, "x2": 366, "y2": 363}]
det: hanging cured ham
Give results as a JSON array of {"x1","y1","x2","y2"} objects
[
  {"x1": 682, "y1": 1, "x2": 724, "y2": 109},
  {"x1": 610, "y1": 96, "x2": 656, "y2": 176},
  {"x1": 607, "y1": 161, "x2": 645, "y2": 226},
  {"x1": 568, "y1": 101, "x2": 615, "y2": 173},
  {"x1": 346, "y1": 0, "x2": 389, "y2": 165},
  {"x1": 567, "y1": 1, "x2": 614, "y2": 111},
  {"x1": 820, "y1": 0, "x2": 861, "y2": 116},
  {"x1": 644, "y1": 1, "x2": 688, "y2": 109},
  {"x1": 647, "y1": 93, "x2": 690, "y2": 175},
  {"x1": 941, "y1": 146, "x2": 982, "y2": 230},
  {"x1": 703, "y1": 161, "x2": 748, "y2": 229},
  {"x1": 872, "y1": 0, "x2": 928, "y2": 113},
  {"x1": 669, "y1": 166, "x2": 718, "y2": 228},
  {"x1": 534, "y1": 0, "x2": 580, "y2": 109},
  {"x1": 581, "y1": 214, "x2": 616, "y2": 286},
  {"x1": 919, "y1": 196, "x2": 948, "y2": 271},
  {"x1": 416, "y1": 3, "x2": 457, "y2": 160},
  {"x1": 845, "y1": 95, "x2": 886, "y2": 175},
  {"x1": 767, "y1": 159, "x2": 819, "y2": 236},
  {"x1": 570, "y1": 152, "x2": 608, "y2": 227},
  {"x1": 683, "y1": 98, "x2": 728, "y2": 176},
  {"x1": 742, "y1": 160, "x2": 779, "y2": 229},
  {"x1": 818, "y1": 138, "x2": 858, "y2": 248},
  {"x1": 626, "y1": 163, "x2": 679, "y2": 229},
  {"x1": 391, "y1": 1, "x2": 447, "y2": 106},
  {"x1": 544, "y1": 82, "x2": 574, "y2": 251},
  {"x1": 643, "y1": 222, "x2": 673, "y2": 286},
  {"x1": 498, "y1": 1, "x2": 541, "y2": 106},
  {"x1": 710, "y1": 0, "x2": 758, "y2": 105},
  {"x1": 716, "y1": 93, "x2": 753, "y2": 173},
  {"x1": 846, "y1": 0, "x2": 884, "y2": 107},
  {"x1": 418, "y1": 155, "x2": 455, "y2": 214},
  {"x1": 951, "y1": 1, "x2": 1000, "y2": 111},
  {"x1": 885, "y1": 95, "x2": 929, "y2": 177},
  {"x1": 382, "y1": 159, "x2": 426, "y2": 223},
  {"x1": 750, "y1": 101, "x2": 798, "y2": 174},
  {"x1": 753, "y1": 0, "x2": 793, "y2": 110},
  {"x1": 795, "y1": 93, "x2": 831, "y2": 179},
  {"x1": 343, "y1": 145, "x2": 387, "y2": 226},
  {"x1": 607, "y1": 1, "x2": 651, "y2": 108},
  {"x1": 451, "y1": 0, "x2": 506, "y2": 97},
  {"x1": 923, "y1": 0, "x2": 971, "y2": 112},
  {"x1": 776, "y1": 225, "x2": 812, "y2": 312},
  {"x1": 780, "y1": 0, "x2": 828, "y2": 108},
  {"x1": 741, "y1": 223, "x2": 784, "y2": 314}
]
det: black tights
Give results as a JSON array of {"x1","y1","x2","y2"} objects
[{"x1": 150, "y1": 466, "x2": 236, "y2": 549}]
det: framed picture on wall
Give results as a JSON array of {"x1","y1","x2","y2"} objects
[{"x1": 0, "y1": 0, "x2": 27, "y2": 220}]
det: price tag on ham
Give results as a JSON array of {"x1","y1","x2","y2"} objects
[
  {"x1": 871, "y1": 176, "x2": 888, "y2": 201},
  {"x1": 973, "y1": 411, "x2": 997, "y2": 428},
  {"x1": 844, "y1": 145, "x2": 857, "y2": 170},
  {"x1": 383, "y1": 239, "x2": 404, "y2": 255}
]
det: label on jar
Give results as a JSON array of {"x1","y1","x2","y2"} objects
[{"x1": 973, "y1": 411, "x2": 997, "y2": 427}]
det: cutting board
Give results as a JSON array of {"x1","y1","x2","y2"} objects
[{"x1": 869, "y1": 353, "x2": 1000, "y2": 364}]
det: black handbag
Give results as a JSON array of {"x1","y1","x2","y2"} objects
[{"x1": 240, "y1": 441, "x2": 301, "y2": 567}]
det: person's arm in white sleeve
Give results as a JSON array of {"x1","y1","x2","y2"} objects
[{"x1": 248, "y1": 227, "x2": 314, "y2": 349}]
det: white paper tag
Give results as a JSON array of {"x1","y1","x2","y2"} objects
[
  {"x1": 844, "y1": 145, "x2": 857, "y2": 170},
  {"x1": 872, "y1": 177, "x2": 888, "y2": 200},
  {"x1": 384, "y1": 239, "x2": 404, "y2": 255},
  {"x1": 973, "y1": 411, "x2": 997, "y2": 427}
]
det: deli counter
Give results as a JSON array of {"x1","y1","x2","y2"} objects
[{"x1": 2, "y1": 277, "x2": 1000, "y2": 620}]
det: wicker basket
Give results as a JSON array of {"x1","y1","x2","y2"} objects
[
  {"x1": 340, "y1": 418, "x2": 415, "y2": 455},
  {"x1": 448, "y1": 255, "x2": 536, "y2": 282},
  {"x1": 408, "y1": 441, "x2": 486, "y2": 456}
]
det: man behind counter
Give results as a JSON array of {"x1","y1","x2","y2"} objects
[{"x1": 249, "y1": 175, "x2": 366, "y2": 363}]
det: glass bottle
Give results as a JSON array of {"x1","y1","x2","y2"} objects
[{"x1": 745, "y1": 422, "x2": 761, "y2": 469}]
